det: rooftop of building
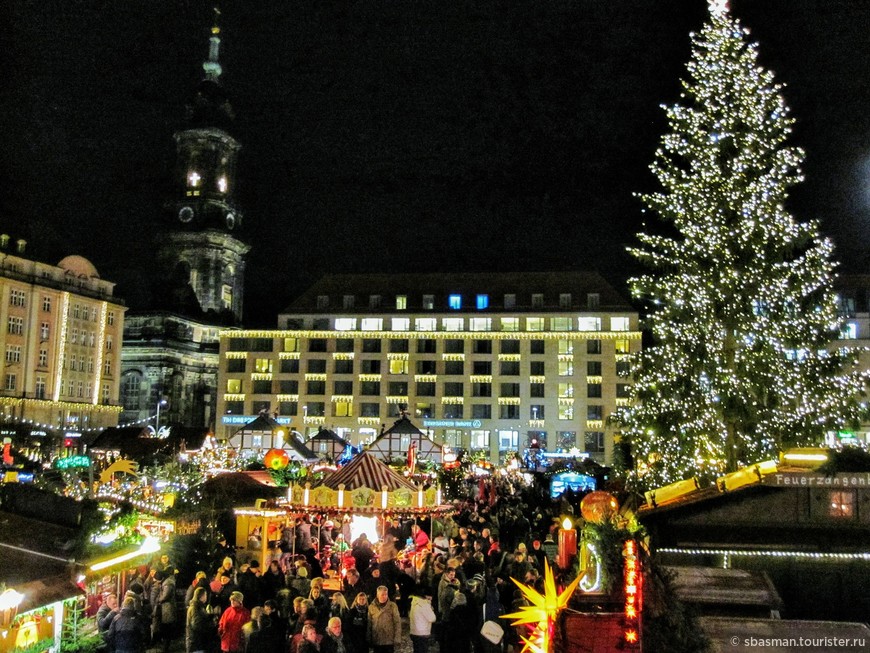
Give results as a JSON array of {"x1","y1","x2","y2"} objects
[{"x1": 282, "y1": 271, "x2": 633, "y2": 314}]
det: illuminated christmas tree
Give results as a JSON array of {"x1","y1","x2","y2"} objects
[{"x1": 622, "y1": 1, "x2": 867, "y2": 487}]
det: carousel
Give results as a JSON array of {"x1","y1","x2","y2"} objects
[{"x1": 234, "y1": 450, "x2": 452, "y2": 576}]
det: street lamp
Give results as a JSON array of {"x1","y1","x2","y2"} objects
[{"x1": 155, "y1": 398, "x2": 168, "y2": 433}]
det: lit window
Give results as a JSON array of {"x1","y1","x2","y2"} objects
[
  {"x1": 106, "y1": 335, "x2": 113, "y2": 351},
  {"x1": 501, "y1": 317, "x2": 519, "y2": 332},
  {"x1": 559, "y1": 360, "x2": 574, "y2": 376},
  {"x1": 558, "y1": 405, "x2": 574, "y2": 420},
  {"x1": 415, "y1": 318, "x2": 436, "y2": 331},
  {"x1": 226, "y1": 379, "x2": 242, "y2": 393},
  {"x1": 104, "y1": 359, "x2": 112, "y2": 375},
  {"x1": 442, "y1": 318, "x2": 464, "y2": 331},
  {"x1": 578, "y1": 317, "x2": 601, "y2": 331},
  {"x1": 470, "y1": 318, "x2": 491, "y2": 332},
  {"x1": 5, "y1": 373, "x2": 17, "y2": 391},
  {"x1": 389, "y1": 359, "x2": 409, "y2": 375},
  {"x1": 35, "y1": 377, "x2": 46, "y2": 399},
  {"x1": 71, "y1": 328, "x2": 78, "y2": 344},
  {"x1": 498, "y1": 430, "x2": 519, "y2": 451},
  {"x1": 396, "y1": 295, "x2": 407, "y2": 310},
  {"x1": 218, "y1": 176, "x2": 228, "y2": 193},
  {"x1": 391, "y1": 318, "x2": 410, "y2": 331},
  {"x1": 102, "y1": 383, "x2": 110, "y2": 402},
  {"x1": 551, "y1": 317, "x2": 572, "y2": 331},
  {"x1": 828, "y1": 490, "x2": 855, "y2": 518},
  {"x1": 611, "y1": 317, "x2": 630, "y2": 331},
  {"x1": 423, "y1": 295, "x2": 434, "y2": 310},
  {"x1": 255, "y1": 358, "x2": 272, "y2": 373},
  {"x1": 283, "y1": 338, "x2": 299, "y2": 352},
  {"x1": 476, "y1": 294, "x2": 489, "y2": 310},
  {"x1": 188, "y1": 171, "x2": 201, "y2": 187},
  {"x1": 526, "y1": 317, "x2": 544, "y2": 332},
  {"x1": 558, "y1": 383, "x2": 574, "y2": 398},
  {"x1": 222, "y1": 284, "x2": 233, "y2": 309},
  {"x1": 559, "y1": 340, "x2": 574, "y2": 354},
  {"x1": 449, "y1": 294, "x2": 462, "y2": 310},
  {"x1": 361, "y1": 318, "x2": 383, "y2": 331},
  {"x1": 335, "y1": 318, "x2": 357, "y2": 331},
  {"x1": 841, "y1": 322, "x2": 858, "y2": 339},
  {"x1": 334, "y1": 401, "x2": 353, "y2": 417},
  {"x1": 615, "y1": 339, "x2": 631, "y2": 354}
]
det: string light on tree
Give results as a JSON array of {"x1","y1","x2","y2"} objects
[{"x1": 618, "y1": 4, "x2": 869, "y2": 489}]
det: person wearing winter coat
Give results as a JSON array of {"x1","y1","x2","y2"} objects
[
  {"x1": 153, "y1": 570, "x2": 178, "y2": 653},
  {"x1": 408, "y1": 589, "x2": 437, "y2": 653},
  {"x1": 106, "y1": 597, "x2": 148, "y2": 653},
  {"x1": 218, "y1": 591, "x2": 251, "y2": 653},
  {"x1": 344, "y1": 593, "x2": 369, "y2": 653},
  {"x1": 320, "y1": 616, "x2": 350, "y2": 653},
  {"x1": 186, "y1": 587, "x2": 216, "y2": 653},
  {"x1": 367, "y1": 586, "x2": 401, "y2": 653}
]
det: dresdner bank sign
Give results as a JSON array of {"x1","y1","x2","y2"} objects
[{"x1": 422, "y1": 419, "x2": 483, "y2": 429}]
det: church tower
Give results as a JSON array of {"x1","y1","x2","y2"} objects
[{"x1": 158, "y1": 11, "x2": 250, "y2": 325}]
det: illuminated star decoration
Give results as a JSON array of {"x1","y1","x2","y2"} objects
[
  {"x1": 708, "y1": 0, "x2": 729, "y2": 15},
  {"x1": 501, "y1": 559, "x2": 582, "y2": 653}
]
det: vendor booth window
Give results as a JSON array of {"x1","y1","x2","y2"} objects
[{"x1": 828, "y1": 490, "x2": 856, "y2": 518}]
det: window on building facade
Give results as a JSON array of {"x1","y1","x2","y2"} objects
[
  {"x1": 587, "y1": 339, "x2": 602, "y2": 355},
  {"x1": 415, "y1": 402, "x2": 433, "y2": 418},
  {"x1": 309, "y1": 339, "x2": 328, "y2": 352},
  {"x1": 530, "y1": 340, "x2": 545, "y2": 354},
  {"x1": 551, "y1": 317, "x2": 572, "y2": 331},
  {"x1": 7, "y1": 316, "x2": 23, "y2": 335},
  {"x1": 418, "y1": 339, "x2": 437, "y2": 353},
  {"x1": 342, "y1": 295, "x2": 355, "y2": 309},
  {"x1": 280, "y1": 359, "x2": 300, "y2": 374},
  {"x1": 587, "y1": 293, "x2": 600, "y2": 309},
  {"x1": 471, "y1": 430, "x2": 489, "y2": 449},
  {"x1": 415, "y1": 318, "x2": 437, "y2": 331},
  {"x1": 500, "y1": 383, "x2": 520, "y2": 397},
  {"x1": 476, "y1": 294, "x2": 489, "y2": 310},
  {"x1": 308, "y1": 359, "x2": 327, "y2": 373},
  {"x1": 279, "y1": 380, "x2": 299, "y2": 394},
  {"x1": 443, "y1": 318, "x2": 464, "y2": 331},
  {"x1": 5, "y1": 373, "x2": 16, "y2": 391},
  {"x1": 361, "y1": 318, "x2": 383, "y2": 331},
  {"x1": 35, "y1": 377, "x2": 46, "y2": 399},
  {"x1": 472, "y1": 382, "x2": 492, "y2": 397},
  {"x1": 587, "y1": 404, "x2": 603, "y2": 420},
  {"x1": 423, "y1": 295, "x2": 435, "y2": 310},
  {"x1": 559, "y1": 383, "x2": 574, "y2": 398},
  {"x1": 558, "y1": 360, "x2": 574, "y2": 376},
  {"x1": 500, "y1": 340, "x2": 520, "y2": 354},
  {"x1": 585, "y1": 431, "x2": 605, "y2": 453},
  {"x1": 334, "y1": 359, "x2": 354, "y2": 374},
  {"x1": 499, "y1": 404, "x2": 520, "y2": 419},
  {"x1": 38, "y1": 348, "x2": 47, "y2": 367},
  {"x1": 578, "y1": 317, "x2": 601, "y2": 331},
  {"x1": 449, "y1": 294, "x2": 462, "y2": 310},
  {"x1": 278, "y1": 401, "x2": 298, "y2": 415},
  {"x1": 616, "y1": 384, "x2": 631, "y2": 398},
  {"x1": 40, "y1": 322, "x2": 49, "y2": 340},
  {"x1": 389, "y1": 359, "x2": 409, "y2": 374},
  {"x1": 316, "y1": 295, "x2": 329, "y2": 309},
  {"x1": 10, "y1": 289, "x2": 25, "y2": 307},
  {"x1": 334, "y1": 318, "x2": 357, "y2": 331},
  {"x1": 226, "y1": 379, "x2": 242, "y2": 393},
  {"x1": 559, "y1": 293, "x2": 571, "y2": 309},
  {"x1": 221, "y1": 285, "x2": 233, "y2": 309},
  {"x1": 527, "y1": 317, "x2": 544, "y2": 332},
  {"x1": 530, "y1": 361, "x2": 545, "y2": 375},
  {"x1": 470, "y1": 318, "x2": 491, "y2": 331},
  {"x1": 307, "y1": 402, "x2": 326, "y2": 417},
  {"x1": 225, "y1": 401, "x2": 245, "y2": 414},
  {"x1": 334, "y1": 401, "x2": 353, "y2": 417},
  {"x1": 389, "y1": 381, "x2": 408, "y2": 395},
  {"x1": 307, "y1": 380, "x2": 326, "y2": 395},
  {"x1": 471, "y1": 404, "x2": 492, "y2": 419},
  {"x1": 611, "y1": 317, "x2": 630, "y2": 331},
  {"x1": 334, "y1": 380, "x2": 353, "y2": 394},
  {"x1": 5, "y1": 345, "x2": 21, "y2": 364},
  {"x1": 587, "y1": 361, "x2": 602, "y2": 375},
  {"x1": 498, "y1": 430, "x2": 519, "y2": 450},
  {"x1": 255, "y1": 358, "x2": 272, "y2": 373},
  {"x1": 501, "y1": 317, "x2": 519, "y2": 332},
  {"x1": 104, "y1": 359, "x2": 112, "y2": 376},
  {"x1": 361, "y1": 359, "x2": 381, "y2": 373},
  {"x1": 42, "y1": 296, "x2": 51, "y2": 312},
  {"x1": 443, "y1": 404, "x2": 463, "y2": 419},
  {"x1": 473, "y1": 339, "x2": 492, "y2": 354},
  {"x1": 389, "y1": 339, "x2": 409, "y2": 353},
  {"x1": 500, "y1": 361, "x2": 520, "y2": 376},
  {"x1": 558, "y1": 405, "x2": 574, "y2": 420},
  {"x1": 444, "y1": 360, "x2": 464, "y2": 375},
  {"x1": 335, "y1": 339, "x2": 354, "y2": 352},
  {"x1": 253, "y1": 380, "x2": 272, "y2": 394},
  {"x1": 587, "y1": 383, "x2": 602, "y2": 398},
  {"x1": 530, "y1": 383, "x2": 545, "y2": 398},
  {"x1": 416, "y1": 382, "x2": 436, "y2": 396},
  {"x1": 396, "y1": 295, "x2": 407, "y2": 310},
  {"x1": 473, "y1": 361, "x2": 492, "y2": 375},
  {"x1": 368, "y1": 295, "x2": 382, "y2": 309},
  {"x1": 616, "y1": 360, "x2": 631, "y2": 377},
  {"x1": 416, "y1": 360, "x2": 437, "y2": 374},
  {"x1": 615, "y1": 339, "x2": 630, "y2": 354},
  {"x1": 445, "y1": 339, "x2": 464, "y2": 353},
  {"x1": 391, "y1": 318, "x2": 410, "y2": 331},
  {"x1": 443, "y1": 382, "x2": 464, "y2": 397},
  {"x1": 362, "y1": 339, "x2": 382, "y2": 353},
  {"x1": 531, "y1": 293, "x2": 544, "y2": 308},
  {"x1": 361, "y1": 381, "x2": 381, "y2": 395},
  {"x1": 361, "y1": 402, "x2": 380, "y2": 417},
  {"x1": 530, "y1": 405, "x2": 545, "y2": 419},
  {"x1": 503, "y1": 294, "x2": 516, "y2": 309}
]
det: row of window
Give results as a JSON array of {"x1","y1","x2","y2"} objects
[
  {"x1": 1, "y1": 374, "x2": 111, "y2": 401},
  {"x1": 306, "y1": 315, "x2": 631, "y2": 333},
  {"x1": 317, "y1": 292, "x2": 603, "y2": 311},
  {"x1": 224, "y1": 398, "x2": 608, "y2": 424},
  {"x1": 232, "y1": 337, "x2": 631, "y2": 356},
  {"x1": 227, "y1": 377, "x2": 629, "y2": 399}
]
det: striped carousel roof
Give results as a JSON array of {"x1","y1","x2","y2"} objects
[{"x1": 318, "y1": 450, "x2": 416, "y2": 492}]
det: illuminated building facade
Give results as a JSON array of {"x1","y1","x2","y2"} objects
[
  {"x1": 0, "y1": 239, "x2": 125, "y2": 440},
  {"x1": 216, "y1": 272, "x2": 639, "y2": 464},
  {"x1": 120, "y1": 17, "x2": 248, "y2": 430},
  {"x1": 833, "y1": 274, "x2": 870, "y2": 445}
]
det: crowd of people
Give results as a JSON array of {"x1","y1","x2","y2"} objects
[{"x1": 94, "y1": 473, "x2": 572, "y2": 653}]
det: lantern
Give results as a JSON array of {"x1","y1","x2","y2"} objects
[
  {"x1": 580, "y1": 491, "x2": 618, "y2": 523},
  {"x1": 264, "y1": 448, "x2": 290, "y2": 470}
]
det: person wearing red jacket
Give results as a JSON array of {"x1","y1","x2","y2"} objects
[{"x1": 218, "y1": 591, "x2": 250, "y2": 653}]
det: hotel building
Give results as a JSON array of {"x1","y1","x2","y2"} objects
[
  {"x1": 216, "y1": 272, "x2": 639, "y2": 465},
  {"x1": 0, "y1": 239, "x2": 125, "y2": 442}
]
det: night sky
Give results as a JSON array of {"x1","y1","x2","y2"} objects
[{"x1": 2, "y1": 0, "x2": 870, "y2": 326}]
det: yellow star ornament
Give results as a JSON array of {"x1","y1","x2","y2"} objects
[{"x1": 501, "y1": 559, "x2": 583, "y2": 653}]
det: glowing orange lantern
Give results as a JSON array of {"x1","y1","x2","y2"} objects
[
  {"x1": 264, "y1": 448, "x2": 290, "y2": 470},
  {"x1": 580, "y1": 491, "x2": 618, "y2": 523}
]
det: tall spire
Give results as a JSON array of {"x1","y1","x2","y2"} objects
[{"x1": 203, "y1": 7, "x2": 223, "y2": 82}]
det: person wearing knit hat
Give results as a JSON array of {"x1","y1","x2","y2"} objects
[{"x1": 218, "y1": 591, "x2": 249, "y2": 653}]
